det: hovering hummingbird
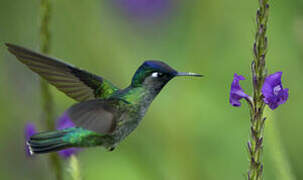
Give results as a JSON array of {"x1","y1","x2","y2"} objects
[{"x1": 6, "y1": 43, "x2": 202, "y2": 155}]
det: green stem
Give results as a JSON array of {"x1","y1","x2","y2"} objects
[
  {"x1": 49, "y1": 154, "x2": 63, "y2": 180},
  {"x1": 265, "y1": 109, "x2": 296, "y2": 180},
  {"x1": 40, "y1": 0, "x2": 63, "y2": 179},
  {"x1": 248, "y1": 0, "x2": 270, "y2": 179},
  {"x1": 69, "y1": 155, "x2": 82, "y2": 180}
]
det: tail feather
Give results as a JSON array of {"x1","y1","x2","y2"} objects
[
  {"x1": 29, "y1": 138, "x2": 63, "y2": 147},
  {"x1": 29, "y1": 142, "x2": 70, "y2": 154},
  {"x1": 30, "y1": 130, "x2": 69, "y2": 140},
  {"x1": 26, "y1": 127, "x2": 103, "y2": 155},
  {"x1": 27, "y1": 129, "x2": 73, "y2": 155}
]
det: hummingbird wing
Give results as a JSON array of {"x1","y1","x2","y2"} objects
[
  {"x1": 66, "y1": 99, "x2": 121, "y2": 134},
  {"x1": 6, "y1": 43, "x2": 119, "y2": 102}
]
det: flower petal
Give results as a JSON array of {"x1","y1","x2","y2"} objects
[
  {"x1": 262, "y1": 72, "x2": 289, "y2": 110},
  {"x1": 56, "y1": 112, "x2": 75, "y2": 130},
  {"x1": 229, "y1": 73, "x2": 250, "y2": 107},
  {"x1": 58, "y1": 148, "x2": 80, "y2": 159},
  {"x1": 262, "y1": 72, "x2": 283, "y2": 98}
]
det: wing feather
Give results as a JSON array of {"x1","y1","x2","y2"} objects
[
  {"x1": 67, "y1": 100, "x2": 118, "y2": 134},
  {"x1": 6, "y1": 43, "x2": 118, "y2": 101}
]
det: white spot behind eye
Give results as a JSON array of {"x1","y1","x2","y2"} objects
[{"x1": 151, "y1": 72, "x2": 159, "y2": 78}]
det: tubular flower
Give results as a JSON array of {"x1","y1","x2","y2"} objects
[
  {"x1": 229, "y1": 73, "x2": 251, "y2": 107},
  {"x1": 262, "y1": 72, "x2": 289, "y2": 110}
]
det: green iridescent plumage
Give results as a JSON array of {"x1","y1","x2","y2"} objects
[
  {"x1": 6, "y1": 43, "x2": 202, "y2": 154},
  {"x1": 29, "y1": 127, "x2": 104, "y2": 153}
]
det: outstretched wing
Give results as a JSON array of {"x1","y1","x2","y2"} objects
[
  {"x1": 67, "y1": 100, "x2": 119, "y2": 134},
  {"x1": 6, "y1": 43, "x2": 119, "y2": 102}
]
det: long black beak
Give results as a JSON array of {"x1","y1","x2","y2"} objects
[{"x1": 176, "y1": 72, "x2": 203, "y2": 77}]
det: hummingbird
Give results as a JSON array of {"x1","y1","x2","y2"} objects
[{"x1": 6, "y1": 43, "x2": 202, "y2": 155}]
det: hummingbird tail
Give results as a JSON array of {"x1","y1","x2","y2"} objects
[{"x1": 27, "y1": 129, "x2": 74, "y2": 155}]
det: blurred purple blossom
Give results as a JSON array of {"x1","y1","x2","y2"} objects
[
  {"x1": 58, "y1": 148, "x2": 79, "y2": 158},
  {"x1": 56, "y1": 112, "x2": 80, "y2": 158},
  {"x1": 24, "y1": 112, "x2": 80, "y2": 159},
  {"x1": 56, "y1": 112, "x2": 75, "y2": 130},
  {"x1": 24, "y1": 123, "x2": 37, "y2": 157},
  {"x1": 112, "y1": 0, "x2": 173, "y2": 24},
  {"x1": 262, "y1": 72, "x2": 289, "y2": 110},
  {"x1": 229, "y1": 73, "x2": 251, "y2": 107}
]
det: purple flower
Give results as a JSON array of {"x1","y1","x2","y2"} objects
[
  {"x1": 23, "y1": 113, "x2": 80, "y2": 158},
  {"x1": 24, "y1": 123, "x2": 37, "y2": 157},
  {"x1": 56, "y1": 112, "x2": 80, "y2": 158},
  {"x1": 58, "y1": 148, "x2": 79, "y2": 158},
  {"x1": 112, "y1": 0, "x2": 173, "y2": 24},
  {"x1": 56, "y1": 112, "x2": 75, "y2": 130},
  {"x1": 229, "y1": 73, "x2": 250, "y2": 107},
  {"x1": 262, "y1": 72, "x2": 288, "y2": 110}
]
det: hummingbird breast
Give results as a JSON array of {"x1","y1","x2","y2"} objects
[
  {"x1": 109, "y1": 102, "x2": 150, "y2": 148},
  {"x1": 105, "y1": 86, "x2": 157, "y2": 148}
]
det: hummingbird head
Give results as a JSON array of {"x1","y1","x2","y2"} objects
[{"x1": 131, "y1": 60, "x2": 202, "y2": 92}]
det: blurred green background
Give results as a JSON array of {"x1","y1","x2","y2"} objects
[{"x1": 0, "y1": 0, "x2": 302, "y2": 179}]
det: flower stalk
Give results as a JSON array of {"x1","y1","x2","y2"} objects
[
  {"x1": 265, "y1": 109, "x2": 296, "y2": 180},
  {"x1": 69, "y1": 155, "x2": 82, "y2": 180},
  {"x1": 39, "y1": 0, "x2": 63, "y2": 179},
  {"x1": 248, "y1": 0, "x2": 270, "y2": 179}
]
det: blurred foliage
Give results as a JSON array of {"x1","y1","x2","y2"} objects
[{"x1": 0, "y1": 0, "x2": 302, "y2": 179}]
